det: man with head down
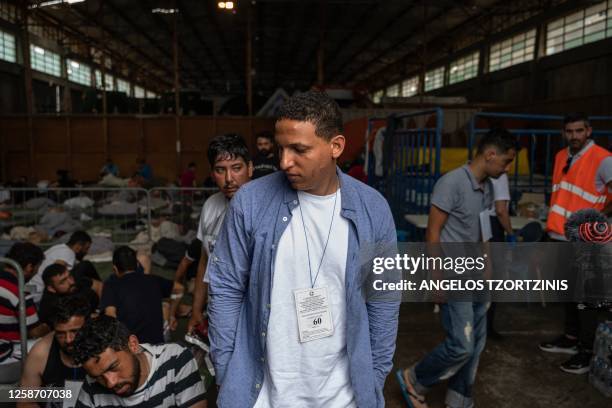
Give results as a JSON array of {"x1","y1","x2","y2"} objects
[{"x1": 207, "y1": 90, "x2": 400, "y2": 407}]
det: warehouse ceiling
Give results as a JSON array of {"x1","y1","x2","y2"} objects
[{"x1": 22, "y1": 0, "x2": 561, "y2": 95}]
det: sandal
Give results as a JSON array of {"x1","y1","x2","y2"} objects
[{"x1": 395, "y1": 368, "x2": 428, "y2": 408}]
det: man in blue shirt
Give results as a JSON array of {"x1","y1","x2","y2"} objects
[
  {"x1": 208, "y1": 90, "x2": 400, "y2": 408},
  {"x1": 136, "y1": 158, "x2": 153, "y2": 181}
]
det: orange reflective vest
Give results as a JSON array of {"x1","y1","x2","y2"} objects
[{"x1": 546, "y1": 142, "x2": 612, "y2": 236}]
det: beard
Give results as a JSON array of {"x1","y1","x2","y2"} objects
[
  {"x1": 58, "y1": 341, "x2": 74, "y2": 356},
  {"x1": 113, "y1": 353, "x2": 141, "y2": 396},
  {"x1": 257, "y1": 148, "x2": 272, "y2": 157}
]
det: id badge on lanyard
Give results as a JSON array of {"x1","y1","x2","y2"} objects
[{"x1": 293, "y1": 286, "x2": 334, "y2": 343}]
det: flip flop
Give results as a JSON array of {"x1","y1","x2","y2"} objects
[{"x1": 395, "y1": 369, "x2": 427, "y2": 408}]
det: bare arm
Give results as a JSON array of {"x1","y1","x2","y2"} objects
[
  {"x1": 426, "y1": 205, "x2": 449, "y2": 244},
  {"x1": 18, "y1": 336, "x2": 50, "y2": 408},
  {"x1": 495, "y1": 200, "x2": 513, "y2": 235},
  {"x1": 188, "y1": 251, "x2": 208, "y2": 332},
  {"x1": 174, "y1": 257, "x2": 193, "y2": 285},
  {"x1": 28, "y1": 323, "x2": 50, "y2": 339},
  {"x1": 168, "y1": 281, "x2": 185, "y2": 330},
  {"x1": 91, "y1": 279, "x2": 103, "y2": 299}
]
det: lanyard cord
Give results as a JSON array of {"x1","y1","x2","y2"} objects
[{"x1": 298, "y1": 185, "x2": 339, "y2": 288}]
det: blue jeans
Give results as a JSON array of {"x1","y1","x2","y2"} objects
[{"x1": 410, "y1": 302, "x2": 489, "y2": 408}]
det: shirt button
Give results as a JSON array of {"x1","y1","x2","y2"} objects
[
  {"x1": 293, "y1": 200, "x2": 298, "y2": 205},
  {"x1": 255, "y1": 383, "x2": 261, "y2": 389},
  {"x1": 261, "y1": 331, "x2": 266, "y2": 337},
  {"x1": 282, "y1": 216, "x2": 288, "y2": 222},
  {"x1": 266, "y1": 303, "x2": 271, "y2": 308},
  {"x1": 260, "y1": 357, "x2": 265, "y2": 362}
]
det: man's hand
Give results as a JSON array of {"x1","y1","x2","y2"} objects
[
  {"x1": 169, "y1": 315, "x2": 178, "y2": 331},
  {"x1": 187, "y1": 313, "x2": 203, "y2": 334}
]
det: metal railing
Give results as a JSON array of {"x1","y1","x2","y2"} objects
[
  {"x1": 468, "y1": 112, "x2": 612, "y2": 207},
  {"x1": 382, "y1": 108, "x2": 444, "y2": 222},
  {"x1": 0, "y1": 257, "x2": 27, "y2": 373},
  {"x1": 0, "y1": 187, "x2": 219, "y2": 246}
]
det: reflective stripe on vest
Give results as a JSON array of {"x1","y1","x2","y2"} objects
[
  {"x1": 550, "y1": 204, "x2": 572, "y2": 219},
  {"x1": 551, "y1": 181, "x2": 608, "y2": 205}
]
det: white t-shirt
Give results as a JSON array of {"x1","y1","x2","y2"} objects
[
  {"x1": 489, "y1": 173, "x2": 510, "y2": 216},
  {"x1": 253, "y1": 189, "x2": 356, "y2": 408},
  {"x1": 196, "y1": 192, "x2": 229, "y2": 283},
  {"x1": 29, "y1": 243, "x2": 75, "y2": 304}
]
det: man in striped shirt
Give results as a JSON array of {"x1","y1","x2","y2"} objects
[
  {"x1": 73, "y1": 315, "x2": 206, "y2": 407},
  {"x1": 1, "y1": 243, "x2": 49, "y2": 371}
]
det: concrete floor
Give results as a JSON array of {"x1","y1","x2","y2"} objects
[{"x1": 385, "y1": 303, "x2": 610, "y2": 408}]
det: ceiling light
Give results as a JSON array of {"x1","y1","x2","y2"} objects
[
  {"x1": 33, "y1": 46, "x2": 45, "y2": 55},
  {"x1": 218, "y1": 1, "x2": 235, "y2": 9},
  {"x1": 70, "y1": 61, "x2": 80, "y2": 68},
  {"x1": 152, "y1": 8, "x2": 179, "y2": 14},
  {"x1": 29, "y1": 0, "x2": 85, "y2": 8}
]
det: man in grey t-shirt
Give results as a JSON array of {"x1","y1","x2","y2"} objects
[{"x1": 397, "y1": 129, "x2": 516, "y2": 408}]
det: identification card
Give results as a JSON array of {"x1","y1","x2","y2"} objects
[{"x1": 293, "y1": 287, "x2": 334, "y2": 343}]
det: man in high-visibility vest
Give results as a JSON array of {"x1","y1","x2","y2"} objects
[{"x1": 539, "y1": 112, "x2": 612, "y2": 375}]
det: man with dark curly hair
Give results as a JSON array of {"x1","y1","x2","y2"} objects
[
  {"x1": 72, "y1": 315, "x2": 205, "y2": 407},
  {"x1": 19, "y1": 295, "x2": 90, "y2": 407},
  {"x1": 208, "y1": 90, "x2": 399, "y2": 407}
]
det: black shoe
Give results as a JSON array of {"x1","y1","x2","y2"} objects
[
  {"x1": 539, "y1": 335, "x2": 578, "y2": 354},
  {"x1": 560, "y1": 352, "x2": 592, "y2": 374},
  {"x1": 487, "y1": 329, "x2": 504, "y2": 341}
]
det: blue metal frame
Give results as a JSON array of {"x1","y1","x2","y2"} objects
[
  {"x1": 468, "y1": 112, "x2": 612, "y2": 208},
  {"x1": 372, "y1": 108, "x2": 443, "y2": 227}
]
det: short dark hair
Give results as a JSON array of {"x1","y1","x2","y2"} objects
[
  {"x1": 112, "y1": 246, "x2": 137, "y2": 273},
  {"x1": 275, "y1": 90, "x2": 343, "y2": 140},
  {"x1": 5, "y1": 242, "x2": 44, "y2": 270},
  {"x1": 73, "y1": 315, "x2": 130, "y2": 365},
  {"x1": 42, "y1": 263, "x2": 68, "y2": 287},
  {"x1": 67, "y1": 231, "x2": 92, "y2": 247},
  {"x1": 476, "y1": 128, "x2": 517, "y2": 155},
  {"x1": 256, "y1": 130, "x2": 274, "y2": 142},
  {"x1": 51, "y1": 294, "x2": 91, "y2": 327},
  {"x1": 207, "y1": 133, "x2": 251, "y2": 168},
  {"x1": 563, "y1": 112, "x2": 590, "y2": 128}
]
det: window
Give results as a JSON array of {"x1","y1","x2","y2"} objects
[
  {"x1": 66, "y1": 59, "x2": 91, "y2": 86},
  {"x1": 372, "y1": 90, "x2": 383, "y2": 104},
  {"x1": 449, "y1": 51, "x2": 479, "y2": 84},
  {"x1": 145, "y1": 90, "x2": 158, "y2": 99},
  {"x1": 116, "y1": 78, "x2": 130, "y2": 95},
  {"x1": 134, "y1": 86, "x2": 145, "y2": 98},
  {"x1": 401, "y1": 76, "x2": 419, "y2": 97},
  {"x1": 0, "y1": 30, "x2": 16, "y2": 63},
  {"x1": 546, "y1": 1, "x2": 612, "y2": 55},
  {"x1": 95, "y1": 70, "x2": 115, "y2": 91},
  {"x1": 424, "y1": 66, "x2": 445, "y2": 91},
  {"x1": 30, "y1": 45, "x2": 61, "y2": 77},
  {"x1": 489, "y1": 29, "x2": 536, "y2": 72},
  {"x1": 386, "y1": 83, "x2": 400, "y2": 97}
]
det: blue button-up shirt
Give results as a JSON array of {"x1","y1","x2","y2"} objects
[{"x1": 208, "y1": 169, "x2": 400, "y2": 408}]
